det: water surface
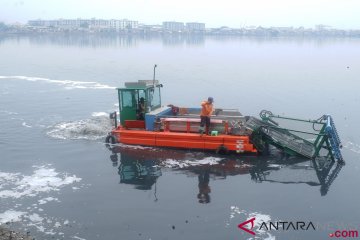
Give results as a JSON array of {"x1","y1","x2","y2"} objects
[{"x1": 1, "y1": 35, "x2": 360, "y2": 240}]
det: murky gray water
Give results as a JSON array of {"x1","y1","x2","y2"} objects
[{"x1": 1, "y1": 34, "x2": 360, "y2": 240}]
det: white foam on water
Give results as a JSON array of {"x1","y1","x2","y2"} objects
[
  {"x1": 249, "y1": 212, "x2": 272, "y2": 235},
  {"x1": 0, "y1": 172, "x2": 20, "y2": 182},
  {"x1": 0, "y1": 210, "x2": 26, "y2": 224},
  {"x1": 0, "y1": 110, "x2": 19, "y2": 115},
  {"x1": 0, "y1": 165, "x2": 84, "y2": 238},
  {"x1": 91, "y1": 112, "x2": 108, "y2": 117},
  {"x1": 234, "y1": 163, "x2": 253, "y2": 168},
  {"x1": 343, "y1": 141, "x2": 360, "y2": 154},
  {"x1": 162, "y1": 157, "x2": 223, "y2": 168},
  {"x1": 118, "y1": 143, "x2": 154, "y2": 150},
  {"x1": 0, "y1": 75, "x2": 115, "y2": 90},
  {"x1": 27, "y1": 215, "x2": 55, "y2": 235},
  {"x1": 104, "y1": 142, "x2": 155, "y2": 151},
  {"x1": 28, "y1": 213, "x2": 44, "y2": 223},
  {"x1": 73, "y1": 236, "x2": 87, "y2": 240},
  {"x1": 54, "y1": 222, "x2": 61, "y2": 228},
  {"x1": 267, "y1": 164, "x2": 282, "y2": 168},
  {"x1": 38, "y1": 197, "x2": 59, "y2": 205},
  {"x1": 22, "y1": 122, "x2": 32, "y2": 128},
  {"x1": 46, "y1": 115, "x2": 112, "y2": 140},
  {"x1": 0, "y1": 165, "x2": 81, "y2": 199},
  {"x1": 227, "y1": 206, "x2": 275, "y2": 240},
  {"x1": 263, "y1": 234, "x2": 276, "y2": 240},
  {"x1": 230, "y1": 206, "x2": 246, "y2": 219}
]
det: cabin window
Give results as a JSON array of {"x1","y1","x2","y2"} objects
[
  {"x1": 138, "y1": 90, "x2": 146, "y2": 102},
  {"x1": 149, "y1": 87, "x2": 161, "y2": 109},
  {"x1": 122, "y1": 90, "x2": 134, "y2": 107}
]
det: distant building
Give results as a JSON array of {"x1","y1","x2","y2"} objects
[
  {"x1": 315, "y1": 24, "x2": 332, "y2": 31},
  {"x1": 28, "y1": 18, "x2": 138, "y2": 31},
  {"x1": 108, "y1": 19, "x2": 138, "y2": 31},
  {"x1": 162, "y1": 21, "x2": 184, "y2": 32},
  {"x1": 28, "y1": 19, "x2": 55, "y2": 27},
  {"x1": 186, "y1": 22, "x2": 205, "y2": 31}
]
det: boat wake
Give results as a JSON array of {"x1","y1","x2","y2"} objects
[
  {"x1": 46, "y1": 112, "x2": 112, "y2": 140},
  {"x1": 0, "y1": 75, "x2": 115, "y2": 90}
]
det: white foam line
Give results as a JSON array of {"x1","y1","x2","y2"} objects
[
  {"x1": 72, "y1": 236, "x2": 87, "y2": 240},
  {"x1": 0, "y1": 110, "x2": 19, "y2": 115},
  {"x1": 162, "y1": 157, "x2": 223, "y2": 168},
  {"x1": 0, "y1": 75, "x2": 116, "y2": 90}
]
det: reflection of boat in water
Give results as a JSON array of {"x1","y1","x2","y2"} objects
[
  {"x1": 107, "y1": 146, "x2": 343, "y2": 197},
  {"x1": 106, "y1": 67, "x2": 344, "y2": 163},
  {"x1": 118, "y1": 158, "x2": 161, "y2": 190},
  {"x1": 109, "y1": 147, "x2": 162, "y2": 191},
  {"x1": 249, "y1": 158, "x2": 343, "y2": 196}
]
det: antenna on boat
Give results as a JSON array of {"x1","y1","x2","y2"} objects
[{"x1": 153, "y1": 64, "x2": 157, "y2": 86}]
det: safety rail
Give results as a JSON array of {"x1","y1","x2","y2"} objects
[{"x1": 161, "y1": 117, "x2": 229, "y2": 133}]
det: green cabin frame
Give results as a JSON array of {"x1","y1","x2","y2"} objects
[{"x1": 117, "y1": 80, "x2": 162, "y2": 126}]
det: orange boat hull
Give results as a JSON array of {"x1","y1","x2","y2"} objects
[{"x1": 111, "y1": 127, "x2": 257, "y2": 153}]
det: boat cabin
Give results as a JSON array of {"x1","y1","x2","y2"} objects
[{"x1": 117, "y1": 80, "x2": 163, "y2": 127}]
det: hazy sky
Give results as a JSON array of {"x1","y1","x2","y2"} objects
[{"x1": 0, "y1": 0, "x2": 359, "y2": 29}]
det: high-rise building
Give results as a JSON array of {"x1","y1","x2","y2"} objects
[
  {"x1": 162, "y1": 21, "x2": 185, "y2": 32},
  {"x1": 186, "y1": 22, "x2": 205, "y2": 31}
]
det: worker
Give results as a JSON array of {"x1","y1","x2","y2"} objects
[
  {"x1": 200, "y1": 97, "x2": 214, "y2": 135},
  {"x1": 137, "y1": 97, "x2": 146, "y2": 120}
]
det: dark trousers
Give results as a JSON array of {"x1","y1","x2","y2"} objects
[{"x1": 200, "y1": 116, "x2": 211, "y2": 134}]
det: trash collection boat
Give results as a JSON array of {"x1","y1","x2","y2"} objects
[
  {"x1": 106, "y1": 79, "x2": 257, "y2": 154},
  {"x1": 106, "y1": 73, "x2": 344, "y2": 163}
]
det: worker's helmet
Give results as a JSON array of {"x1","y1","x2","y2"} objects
[{"x1": 208, "y1": 97, "x2": 214, "y2": 103}]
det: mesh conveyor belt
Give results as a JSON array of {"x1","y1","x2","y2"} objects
[{"x1": 246, "y1": 117, "x2": 315, "y2": 158}]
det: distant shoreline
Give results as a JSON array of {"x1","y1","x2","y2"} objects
[{"x1": 1, "y1": 31, "x2": 360, "y2": 39}]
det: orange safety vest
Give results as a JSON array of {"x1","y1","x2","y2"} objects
[{"x1": 200, "y1": 101, "x2": 214, "y2": 116}]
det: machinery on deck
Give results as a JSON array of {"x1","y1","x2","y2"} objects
[{"x1": 246, "y1": 110, "x2": 344, "y2": 163}]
